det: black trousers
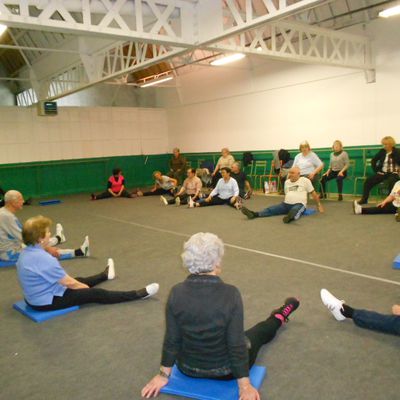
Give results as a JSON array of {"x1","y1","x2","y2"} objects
[
  {"x1": 211, "y1": 316, "x2": 281, "y2": 381},
  {"x1": 95, "y1": 189, "x2": 132, "y2": 200},
  {"x1": 143, "y1": 188, "x2": 174, "y2": 196},
  {"x1": 361, "y1": 202, "x2": 398, "y2": 215},
  {"x1": 320, "y1": 170, "x2": 347, "y2": 194},
  {"x1": 28, "y1": 270, "x2": 143, "y2": 311},
  {"x1": 198, "y1": 196, "x2": 235, "y2": 207},
  {"x1": 211, "y1": 172, "x2": 222, "y2": 188},
  {"x1": 360, "y1": 173, "x2": 399, "y2": 202},
  {"x1": 167, "y1": 194, "x2": 194, "y2": 205}
]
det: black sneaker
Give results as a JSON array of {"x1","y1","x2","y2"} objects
[
  {"x1": 282, "y1": 207, "x2": 298, "y2": 223},
  {"x1": 271, "y1": 297, "x2": 300, "y2": 322},
  {"x1": 241, "y1": 207, "x2": 257, "y2": 219},
  {"x1": 23, "y1": 197, "x2": 32, "y2": 206},
  {"x1": 91, "y1": 193, "x2": 96, "y2": 200}
]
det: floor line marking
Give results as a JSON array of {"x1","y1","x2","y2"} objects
[{"x1": 93, "y1": 214, "x2": 400, "y2": 287}]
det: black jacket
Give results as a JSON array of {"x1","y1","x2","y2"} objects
[
  {"x1": 161, "y1": 274, "x2": 249, "y2": 379},
  {"x1": 371, "y1": 148, "x2": 400, "y2": 173}
]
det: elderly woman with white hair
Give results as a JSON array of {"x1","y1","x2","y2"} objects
[
  {"x1": 293, "y1": 141, "x2": 323, "y2": 191},
  {"x1": 141, "y1": 233, "x2": 299, "y2": 400}
]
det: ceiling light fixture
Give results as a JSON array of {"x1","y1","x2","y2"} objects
[
  {"x1": 379, "y1": 4, "x2": 400, "y2": 18},
  {"x1": 210, "y1": 53, "x2": 246, "y2": 66},
  {"x1": 139, "y1": 76, "x2": 173, "y2": 88},
  {"x1": 0, "y1": 24, "x2": 7, "y2": 37}
]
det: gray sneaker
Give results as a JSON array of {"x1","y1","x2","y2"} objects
[{"x1": 241, "y1": 207, "x2": 257, "y2": 219}]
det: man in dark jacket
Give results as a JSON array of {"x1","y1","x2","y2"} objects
[{"x1": 358, "y1": 136, "x2": 400, "y2": 204}]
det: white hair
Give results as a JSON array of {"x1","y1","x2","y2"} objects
[
  {"x1": 181, "y1": 232, "x2": 224, "y2": 274},
  {"x1": 4, "y1": 190, "x2": 22, "y2": 204}
]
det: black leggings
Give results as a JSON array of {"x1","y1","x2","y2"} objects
[
  {"x1": 198, "y1": 196, "x2": 236, "y2": 207},
  {"x1": 143, "y1": 188, "x2": 174, "y2": 196},
  {"x1": 361, "y1": 202, "x2": 398, "y2": 215},
  {"x1": 28, "y1": 270, "x2": 144, "y2": 311},
  {"x1": 167, "y1": 194, "x2": 194, "y2": 205},
  {"x1": 320, "y1": 171, "x2": 346, "y2": 194},
  {"x1": 360, "y1": 173, "x2": 399, "y2": 202},
  {"x1": 95, "y1": 189, "x2": 132, "y2": 200}
]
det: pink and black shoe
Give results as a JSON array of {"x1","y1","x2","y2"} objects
[{"x1": 271, "y1": 297, "x2": 300, "y2": 323}]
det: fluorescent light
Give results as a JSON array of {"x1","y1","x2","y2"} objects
[
  {"x1": 0, "y1": 24, "x2": 7, "y2": 37},
  {"x1": 140, "y1": 76, "x2": 173, "y2": 88},
  {"x1": 210, "y1": 53, "x2": 246, "y2": 66},
  {"x1": 379, "y1": 5, "x2": 400, "y2": 18}
]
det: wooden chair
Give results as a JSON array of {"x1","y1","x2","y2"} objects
[
  {"x1": 249, "y1": 160, "x2": 268, "y2": 190},
  {"x1": 353, "y1": 159, "x2": 371, "y2": 196}
]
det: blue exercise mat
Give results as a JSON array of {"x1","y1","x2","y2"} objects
[
  {"x1": 39, "y1": 199, "x2": 62, "y2": 206},
  {"x1": 0, "y1": 260, "x2": 16, "y2": 268},
  {"x1": 13, "y1": 300, "x2": 79, "y2": 323},
  {"x1": 160, "y1": 365, "x2": 266, "y2": 400},
  {"x1": 393, "y1": 254, "x2": 400, "y2": 269},
  {"x1": 303, "y1": 208, "x2": 317, "y2": 216}
]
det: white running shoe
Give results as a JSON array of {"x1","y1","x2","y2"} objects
[
  {"x1": 353, "y1": 200, "x2": 362, "y2": 215},
  {"x1": 320, "y1": 289, "x2": 346, "y2": 321},
  {"x1": 80, "y1": 236, "x2": 90, "y2": 257},
  {"x1": 160, "y1": 196, "x2": 168, "y2": 206},
  {"x1": 175, "y1": 196, "x2": 181, "y2": 206},
  {"x1": 56, "y1": 223, "x2": 66, "y2": 243},
  {"x1": 107, "y1": 258, "x2": 115, "y2": 280},
  {"x1": 188, "y1": 196, "x2": 194, "y2": 208},
  {"x1": 142, "y1": 283, "x2": 160, "y2": 299}
]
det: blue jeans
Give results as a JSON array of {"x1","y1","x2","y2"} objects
[
  {"x1": 258, "y1": 202, "x2": 305, "y2": 219},
  {"x1": 353, "y1": 309, "x2": 400, "y2": 336}
]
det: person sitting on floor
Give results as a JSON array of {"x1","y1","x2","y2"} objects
[
  {"x1": 241, "y1": 167, "x2": 324, "y2": 223},
  {"x1": 0, "y1": 190, "x2": 89, "y2": 262},
  {"x1": 211, "y1": 148, "x2": 236, "y2": 187},
  {"x1": 161, "y1": 168, "x2": 202, "y2": 206},
  {"x1": 353, "y1": 178, "x2": 400, "y2": 221},
  {"x1": 320, "y1": 140, "x2": 350, "y2": 201},
  {"x1": 321, "y1": 288, "x2": 400, "y2": 336},
  {"x1": 194, "y1": 168, "x2": 239, "y2": 208},
  {"x1": 141, "y1": 232, "x2": 299, "y2": 399},
  {"x1": 231, "y1": 162, "x2": 252, "y2": 199},
  {"x1": 357, "y1": 136, "x2": 400, "y2": 205},
  {"x1": 168, "y1": 147, "x2": 187, "y2": 184},
  {"x1": 91, "y1": 168, "x2": 135, "y2": 200},
  {"x1": 16, "y1": 215, "x2": 159, "y2": 311},
  {"x1": 293, "y1": 141, "x2": 324, "y2": 192},
  {"x1": 137, "y1": 171, "x2": 178, "y2": 197}
]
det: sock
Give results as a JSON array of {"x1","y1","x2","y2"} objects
[
  {"x1": 56, "y1": 235, "x2": 62, "y2": 244},
  {"x1": 340, "y1": 304, "x2": 354, "y2": 319},
  {"x1": 74, "y1": 248, "x2": 84, "y2": 257}
]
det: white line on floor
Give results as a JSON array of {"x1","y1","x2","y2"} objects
[{"x1": 94, "y1": 214, "x2": 400, "y2": 287}]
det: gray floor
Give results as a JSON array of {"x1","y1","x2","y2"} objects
[{"x1": 0, "y1": 193, "x2": 399, "y2": 400}]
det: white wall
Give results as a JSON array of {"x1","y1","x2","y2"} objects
[
  {"x1": 165, "y1": 17, "x2": 400, "y2": 152},
  {"x1": 0, "y1": 106, "x2": 168, "y2": 164}
]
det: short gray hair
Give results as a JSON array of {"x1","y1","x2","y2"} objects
[
  {"x1": 4, "y1": 190, "x2": 22, "y2": 204},
  {"x1": 182, "y1": 232, "x2": 224, "y2": 274}
]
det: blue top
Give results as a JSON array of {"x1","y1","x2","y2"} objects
[{"x1": 16, "y1": 245, "x2": 67, "y2": 306}]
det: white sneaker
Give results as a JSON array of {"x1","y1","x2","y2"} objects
[
  {"x1": 175, "y1": 196, "x2": 181, "y2": 206},
  {"x1": 353, "y1": 200, "x2": 362, "y2": 215},
  {"x1": 160, "y1": 196, "x2": 168, "y2": 206},
  {"x1": 142, "y1": 283, "x2": 159, "y2": 299},
  {"x1": 320, "y1": 289, "x2": 346, "y2": 321},
  {"x1": 56, "y1": 223, "x2": 66, "y2": 243},
  {"x1": 188, "y1": 196, "x2": 194, "y2": 208},
  {"x1": 80, "y1": 236, "x2": 90, "y2": 257},
  {"x1": 107, "y1": 258, "x2": 115, "y2": 280}
]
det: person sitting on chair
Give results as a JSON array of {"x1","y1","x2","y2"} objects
[
  {"x1": 195, "y1": 168, "x2": 239, "y2": 208},
  {"x1": 16, "y1": 215, "x2": 159, "y2": 311},
  {"x1": 137, "y1": 171, "x2": 177, "y2": 197},
  {"x1": 241, "y1": 167, "x2": 324, "y2": 223},
  {"x1": 293, "y1": 141, "x2": 323, "y2": 192},
  {"x1": 161, "y1": 168, "x2": 202, "y2": 206},
  {"x1": 211, "y1": 148, "x2": 235, "y2": 187},
  {"x1": 231, "y1": 162, "x2": 252, "y2": 199},
  {"x1": 353, "y1": 178, "x2": 400, "y2": 221},
  {"x1": 274, "y1": 149, "x2": 294, "y2": 194},
  {"x1": 141, "y1": 232, "x2": 299, "y2": 399},
  {"x1": 357, "y1": 136, "x2": 400, "y2": 205},
  {"x1": 91, "y1": 168, "x2": 136, "y2": 200},
  {"x1": 0, "y1": 190, "x2": 89, "y2": 262},
  {"x1": 320, "y1": 140, "x2": 350, "y2": 201},
  {"x1": 168, "y1": 147, "x2": 187, "y2": 184},
  {"x1": 321, "y1": 288, "x2": 400, "y2": 336}
]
